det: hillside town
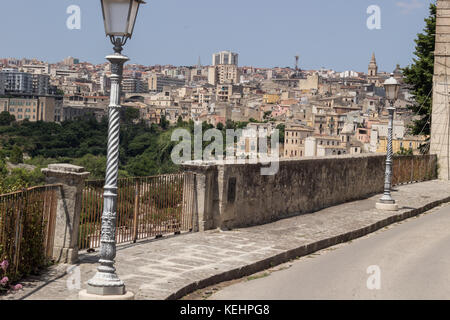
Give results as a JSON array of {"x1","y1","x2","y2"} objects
[
  {"x1": 0, "y1": 51, "x2": 426, "y2": 159},
  {"x1": 5, "y1": 0, "x2": 450, "y2": 306}
]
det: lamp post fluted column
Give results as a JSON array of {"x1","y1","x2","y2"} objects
[
  {"x1": 82, "y1": 53, "x2": 131, "y2": 298},
  {"x1": 380, "y1": 102, "x2": 395, "y2": 202},
  {"x1": 376, "y1": 73, "x2": 400, "y2": 211},
  {"x1": 79, "y1": 0, "x2": 145, "y2": 300},
  {"x1": 376, "y1": 100, "x2": 399, "y2": 211}
]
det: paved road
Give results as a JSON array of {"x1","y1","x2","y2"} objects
[{"x1": 210, "y1": 203, "x2": 450, "y2": 300}]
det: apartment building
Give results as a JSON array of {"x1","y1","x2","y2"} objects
[
  {"x1": 0, "y1": 96, "x2": 55, "y2": 122},
  {"x1": 216, "y1": 84, "x2": 243, "y2": 102},
  {"x1": 32, "y1": 74, "x2": 50, "y2": 95},
  {"x1": 208, "y1": 64, "x2": 240, "y2": 85},
  {"x1": 50, "y1": 69, "x2": 79, "y2": 79},
  {"x1": 21, "y1": 64, "x2": 51, "y2": 75},
  {"x1": 1, "y1": 69, "x2": 33, "y2": 94},
  {"x1": 212, "y1": 51, "x2": 239, "y2": 66},
  {"x1": 375, "y1": 135, "x2": 426, "y2": 154},
  {"x1": 148, "y1": 74, "x2": 185, "y2": 92},
  {"x1": 305, "y1": 135, "x2": 347, "y2": 157},
  {"x1": 284, "y1": 124, "x2": 314, "y2": 158},
  {"x1": 122, "y1": 77, "x2": 147, "y2": 93},
  {"x1": 0, "y1": 73, "x2": 4, "y2": 95}
]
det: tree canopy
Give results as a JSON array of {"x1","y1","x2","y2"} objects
[{"x1": 403, "y1": 3, "x2": 436, "y2": 137}]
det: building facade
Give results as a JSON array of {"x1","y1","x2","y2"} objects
[
  {"x1": 122, "y1": 77, "x2": 147, "y2": 93},
  {"x1": 32, "y1": 74, "x2": 50, "y2": 95},
  {"x1": 212, "y1": 51, "x2": 239, "y2": 66},
  {"x1": 0, "y1": 96, "x2": 55, "y2": 122},
  {"x1": 0, "y1": 73, "x2": 4, "y2": 95},
  {"x1": 148, "y1": 74, "x2": 185, "y2": 92},
  {"x1": 284, "y1": 124, "x2": 314, "y2": 158},
  {"x1": 208, "y1": 64, "x2": 240, "y2": 85},
  {"x1": 1, "y1": 69, "x2": 33, "y2": 94}
]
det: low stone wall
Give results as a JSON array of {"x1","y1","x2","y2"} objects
[{"x1": 183, "y1": 154, "x2": 387, "y2": 230}]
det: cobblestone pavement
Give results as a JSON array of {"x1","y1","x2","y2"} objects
[{"x1": 3, "y1": 180, "x2": 450, "y2": 300}]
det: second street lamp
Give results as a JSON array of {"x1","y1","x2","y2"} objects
[
  {"x1": 79, "y1": 0, "x2": 145, "y2": 300},
  {"x1": 376, "y1": 73, "x2": 400, "y2": 211}
]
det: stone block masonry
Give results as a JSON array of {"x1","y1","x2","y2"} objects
[
  {"x1": 183, "y1": 154, "x2": 386, "y2": 230},
  {"x1": 42, "y1": 164, "x2": 90, "y2": 264},
  {"x1": 431, "y1": 0, "x2": 450, "y2": 179}
]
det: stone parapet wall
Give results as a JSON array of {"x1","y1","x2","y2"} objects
[{"x1": 183, "y1": 154, "x2": 386, "y2": 230}]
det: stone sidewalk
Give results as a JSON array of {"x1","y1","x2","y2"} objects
[{"x1": 3, "y1": 180, "x2": 450, "y2": 300}]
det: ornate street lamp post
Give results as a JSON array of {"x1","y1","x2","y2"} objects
[
  {"x1": 376, "y1": 73, "x2": 400, "y2": 211},
  {"x1": 79, "y1": 0, "x2": 145, "y2": 300}
]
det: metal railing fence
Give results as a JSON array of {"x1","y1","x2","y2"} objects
[
  {"x1": 79, "y1": 172, "x2": 195, "y2": 249},
  {"x1": 0, "y1": 184, "x2": 59, "y2": 280}
]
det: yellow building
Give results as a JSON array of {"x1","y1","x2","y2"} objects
[
  {"x1": 0, "y1": 96, "x2": 55, "y2": 122},
  {"x1": 376, "y1": 136, "x2": 427, "y2": 154},
  {"x1": 263, "y1": 94, "x2": 280, "y2": 104},
  {"x1": 284, "y1": 124, "x2": 314, "y2": 158}
]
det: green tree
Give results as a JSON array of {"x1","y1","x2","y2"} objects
[
  {"x1": 72, "y1": 154, "x2": 107, "y2": 179},
  {"x1": 396, "y1": 147, "x2": 413, "y2": 156},
  {"x1": 177, "y1": 115, "x2": 184, "y2": 126},
  {"x1": 0, "y1": 111, "x2": 15, "y2": 126},
  {"x1": 403, "y1": 3, "x2": 436, "y2": 139},
  {"x1": 121, "y1": 106, "x2": 140, "y2": 124},
  {"x1": 0, "y1": 158, "x2": 7, "y2": 176},
  {"x1": 276, "y1": 124, "x2": 285, "y2": 143},
  {"x1": 10, "y1": 145, "x2": 23, "y2": 164},
  {"x1": 216, "y1": 122, "x2": 224, "y2": 131},
  {"x1": 160, "y1": 115, "x2": 169, "y2": 130}
]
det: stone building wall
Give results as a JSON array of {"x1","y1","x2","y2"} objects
[{"x1": 431, "y1": 0, "x2": 450, "y2": 179}]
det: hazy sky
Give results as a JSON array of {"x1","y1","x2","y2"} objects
[{"x1": 0, "y1": 0, "x2": 433, "y2": 72}]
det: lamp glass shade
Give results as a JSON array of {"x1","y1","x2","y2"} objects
[
  {"x1": 127, "y1": 0, "x2": 140, "y2": 35},
  {"x1": 383, "y1": 75, "x2": 400, "y2": 101},
  {"x1": 101, "y1": 0, "x2": 143, "y2": 37}
]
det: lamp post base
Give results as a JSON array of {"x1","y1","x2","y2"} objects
[
  {"x1": 78, "y1": 289, "x2": 135, "y2": 300},
  {"x1": 375, "y1": 202, "x2": 399, "y2": 211}
]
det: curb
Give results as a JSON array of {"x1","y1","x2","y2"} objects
[{"x1": 165, "y1": 196, "x2": 450, "y2": 300}]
